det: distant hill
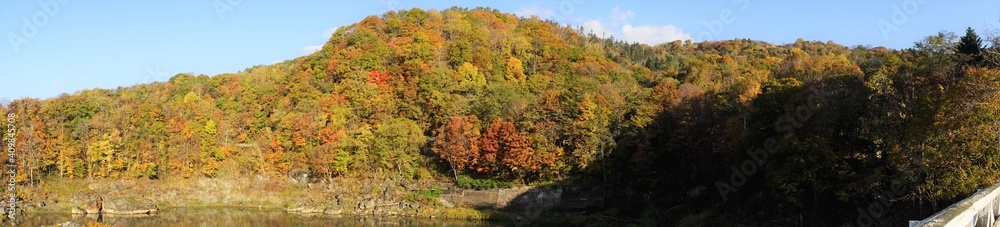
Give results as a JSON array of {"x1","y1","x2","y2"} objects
[{"x1": 2, "y1": 7, "x2": 998, "y2": 226}]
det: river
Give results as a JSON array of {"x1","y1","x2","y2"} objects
[{"x1": 9, "y1": 207, "x2": 506, "y2": 226}]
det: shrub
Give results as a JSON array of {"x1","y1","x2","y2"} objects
[{"x1": 455, "y1": 175, "x2": 513, "y2": 190}]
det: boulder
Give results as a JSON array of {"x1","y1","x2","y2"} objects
[
  {"x1": 323, "y1": 199, "x2": 342, "y2": 215},
  {"x1": 71, "y1": 206, "x2": 85, "y2": 214},
  {"x1": 101, "y1": 197, "x2": 157, "y2": 215},
  {"x1": 287, "y1": 206, "x2": 324, "y2": 214},
  {"x1": 286, "y1": 200, "x2": 326, "y2": 214},
  {"x1": 437, "y1": 197, "x2": 455, "y2": 208},
  {"x1": 58, "y1": 221, "x2": 83, "y2": 227},
  {"x1": 323, "y1": 205, "x2": 342, "y2": 215},
  {"x1": 84, "y1": 198, "x2": 101, "y2": 214},
  {"x1": 365, "y1": 199, "x2": 375, "y2": 210}
]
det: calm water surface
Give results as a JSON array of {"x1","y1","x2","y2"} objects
[{"x1": 9, "y1": 207, "x2": 507, "y2": 226}]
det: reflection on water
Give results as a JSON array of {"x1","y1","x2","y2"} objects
[{"x1": 9, "y1": 207, "x2": 503, "y2": 226}]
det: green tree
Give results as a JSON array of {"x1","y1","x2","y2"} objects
[
  {"x1": 957, "y1": 27, "x2": 985, "y2": 65},
  {"x1": 372, "y1": 117, "x2": 426, "y2": 178},
  {"x1": 915, "y1": 31, "x2": 958, "y2": 57}
]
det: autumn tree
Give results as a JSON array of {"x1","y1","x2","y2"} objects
[
  {"x1": 4, "y1": 99, "x2": 45, "y2": 184},
  {"x1": 505, "y1": 57, "x2": 526, "y2": 83},
  {"x1": 431, "y1": 115, "x2": 482, "y2": 179},
  {"x1": 480, "y1": 117, "x2": 535, "y2": 180},
  {"x1": 3, "y1": 8, "x2": 997, "y2": 226},
  {"x1": 456, "y1": 62, "x2": 486, "y2": 93},
  {"x1": 568, "y1": 95, "x2": 600, "y2": 169},
  {"x1": 200, "y1": 119, "x2": 219, "y2": 176}
]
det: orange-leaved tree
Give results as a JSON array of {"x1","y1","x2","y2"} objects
[
  {"x1": 481, "y1": 117, "x2": 535, "y2": 181},
  {"x1": 432, "y1": 115, "x2": 481, "y2": 180}
]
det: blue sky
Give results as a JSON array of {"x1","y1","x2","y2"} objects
[{"x1": 1, "y1": 0, "x2": 998, "y2": 100}]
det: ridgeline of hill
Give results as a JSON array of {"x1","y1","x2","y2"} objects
[{"x1": 2, "y1": 7, "x2": 999, "y2": 226}]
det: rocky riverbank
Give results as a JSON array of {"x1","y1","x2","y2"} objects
[
  {"x1": 10, "y1": 176, "x2": 608, "y2": 223},
  {"x1": 68, "y1": 197, "x2": 158, "y2": 216}
]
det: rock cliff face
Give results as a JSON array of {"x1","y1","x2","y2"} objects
[
  {"x1": 283, "y1": 185, "x2": 607, "y2": 218},
  {"x1": 438, "y1": 186, "x2": 606, "y2": 215},
  {"x1": 285, "y1": 195, "x2": 421, "y2": 217}
]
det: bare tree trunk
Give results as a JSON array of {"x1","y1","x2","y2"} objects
[{"x1": 450, "y1": 162, "x2": 458, "y2": 181}]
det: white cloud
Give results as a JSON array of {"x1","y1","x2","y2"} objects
[
  {"x1": 621, "y1": 24, "x2": 692, "y2": 45},
  {"x1": 551, "y1": 6, "x2": 691, "y2": 45},
  {"x1": 610, "y1": 6, "x2": 634, "y2": 26},
  {"x1": 517, "y1": 6, "x2": 555, "y2": 19},
  {"x1": 582, "y1": 19, "x2": 612, "y2": 38},
  {"x1": 303, "y1": 45, "x2": 323, "y2": 53},
  {"x1": 323, "y1": 27, "x2": 337, "y2": 38}
]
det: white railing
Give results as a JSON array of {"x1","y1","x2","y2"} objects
[{"x1": 911, "y1": 181, "x2": 1000, "y2": 227}]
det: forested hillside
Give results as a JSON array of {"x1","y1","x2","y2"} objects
[{"x1": 3, "y1": 7, "x2": 999, "y2": 225}]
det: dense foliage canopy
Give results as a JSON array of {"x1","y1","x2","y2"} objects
[{"x1": 4, "y1": 7, "x2": 999, "y2": 225}]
